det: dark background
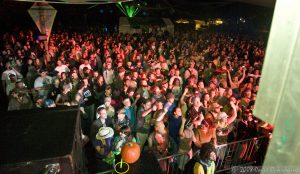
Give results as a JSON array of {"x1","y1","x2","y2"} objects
[{"x1": 0, "y1": 0, "x2": 275, "y2": 33}]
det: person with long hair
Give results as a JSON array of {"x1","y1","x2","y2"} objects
[
  {"x1": 200, "y1": 93, "x2": 211, "y2": 116},
  {"x1": 178, "y1": 116, "x2": 198, "y2": 170},
  {"x1": 112, "y1": 125, "x2": 136, "y2": 165},
  {"x1": 193, "y1": 143, "x2": 217, "y2": 174},
  {"x1": 148, "y1": 121, "x2": 177, "y2": 172}
]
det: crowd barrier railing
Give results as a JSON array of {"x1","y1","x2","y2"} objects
[
  {"x1": 96, "y1": 135, "x2": 270, "y2": 174},
  {"x1": 215, "y1": 135, "x2": 269, "y2": 173},
  {"x1": 156, "y1": 135, "x2": 270, "y2": 174}
]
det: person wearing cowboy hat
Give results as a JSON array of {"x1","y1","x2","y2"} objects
[{"x1": 95, "y1": 127, "x2": 114, "y2": 160}]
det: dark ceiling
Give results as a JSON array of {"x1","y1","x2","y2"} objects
[
  {"x1": 175, "y1": 0, "x2": 276, "y2": 7},
  {"x1": 234, "y1": 0, "x2": 275, "y2": 7},
  {"x1": 6, "y1": 0, "x2": 276, "y2": 7},
  {"x1": 0, "y1": 0, "x2": 275, "y2": 32}
]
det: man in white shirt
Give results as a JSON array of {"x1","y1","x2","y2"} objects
[
  {"x1": 79, "y1": 59, "x2": 92, "y2": 78},
  {"x1": 34, "y1": 69, "x2": 52, "y2": 98},
  {"x1": 103, "y1": 63, "x2": 115, "y2": 85},
  {"x1": 54, "y1": 60, "x2": 70, "y2": 75}
]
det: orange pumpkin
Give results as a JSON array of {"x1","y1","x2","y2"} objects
[{"x1": 121, "y1": 142, "x2": 141, "y2": 164}]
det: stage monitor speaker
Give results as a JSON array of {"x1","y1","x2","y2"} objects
[{"x1": 0, "y1": 107, "x2": 83, "y2": 174}]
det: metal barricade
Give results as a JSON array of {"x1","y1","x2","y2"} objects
[
  {"x1": 156, "y1": 135, "x2": 269, "y2": 174},
  {"x1": 96, "y1": 135, "x2": 270, "y2": 174},
  {"x1": 157, "y1": 152, "x2": 190, "y2": 174},
  {"x1": 215, "y1": 135, "x2": 270, "y2": 173}
]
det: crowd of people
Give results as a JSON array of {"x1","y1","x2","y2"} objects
[{"x1": 0, "y1": 28, "x2": 272, "y2": 173}]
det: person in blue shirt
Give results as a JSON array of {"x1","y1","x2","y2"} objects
[
  {"x1": 164, "y1": 93, "x2": 176, "y2": 118},
  {"x1": 168, "y1": 107, "x2": 182, "y2": 146}
]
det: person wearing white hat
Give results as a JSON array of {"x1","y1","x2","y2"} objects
[
  {"x1": 95, "y1": 127, "x2": 114, "y2": 160},
  {"x1": 216, "y1": 101, "x2": 238, "y2": 144}
]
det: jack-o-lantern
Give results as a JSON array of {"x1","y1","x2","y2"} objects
[{"x1": 121, "y1": 142, "x2": 141, "y2": 164}]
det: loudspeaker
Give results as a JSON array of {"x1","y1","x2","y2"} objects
[{"x1": 0, "y1": 107, "x2": 83, "y2": 174}]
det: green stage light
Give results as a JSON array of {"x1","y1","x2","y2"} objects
[{"x1": 117, "y1": 2, "x2": 140, "y2": 18}]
